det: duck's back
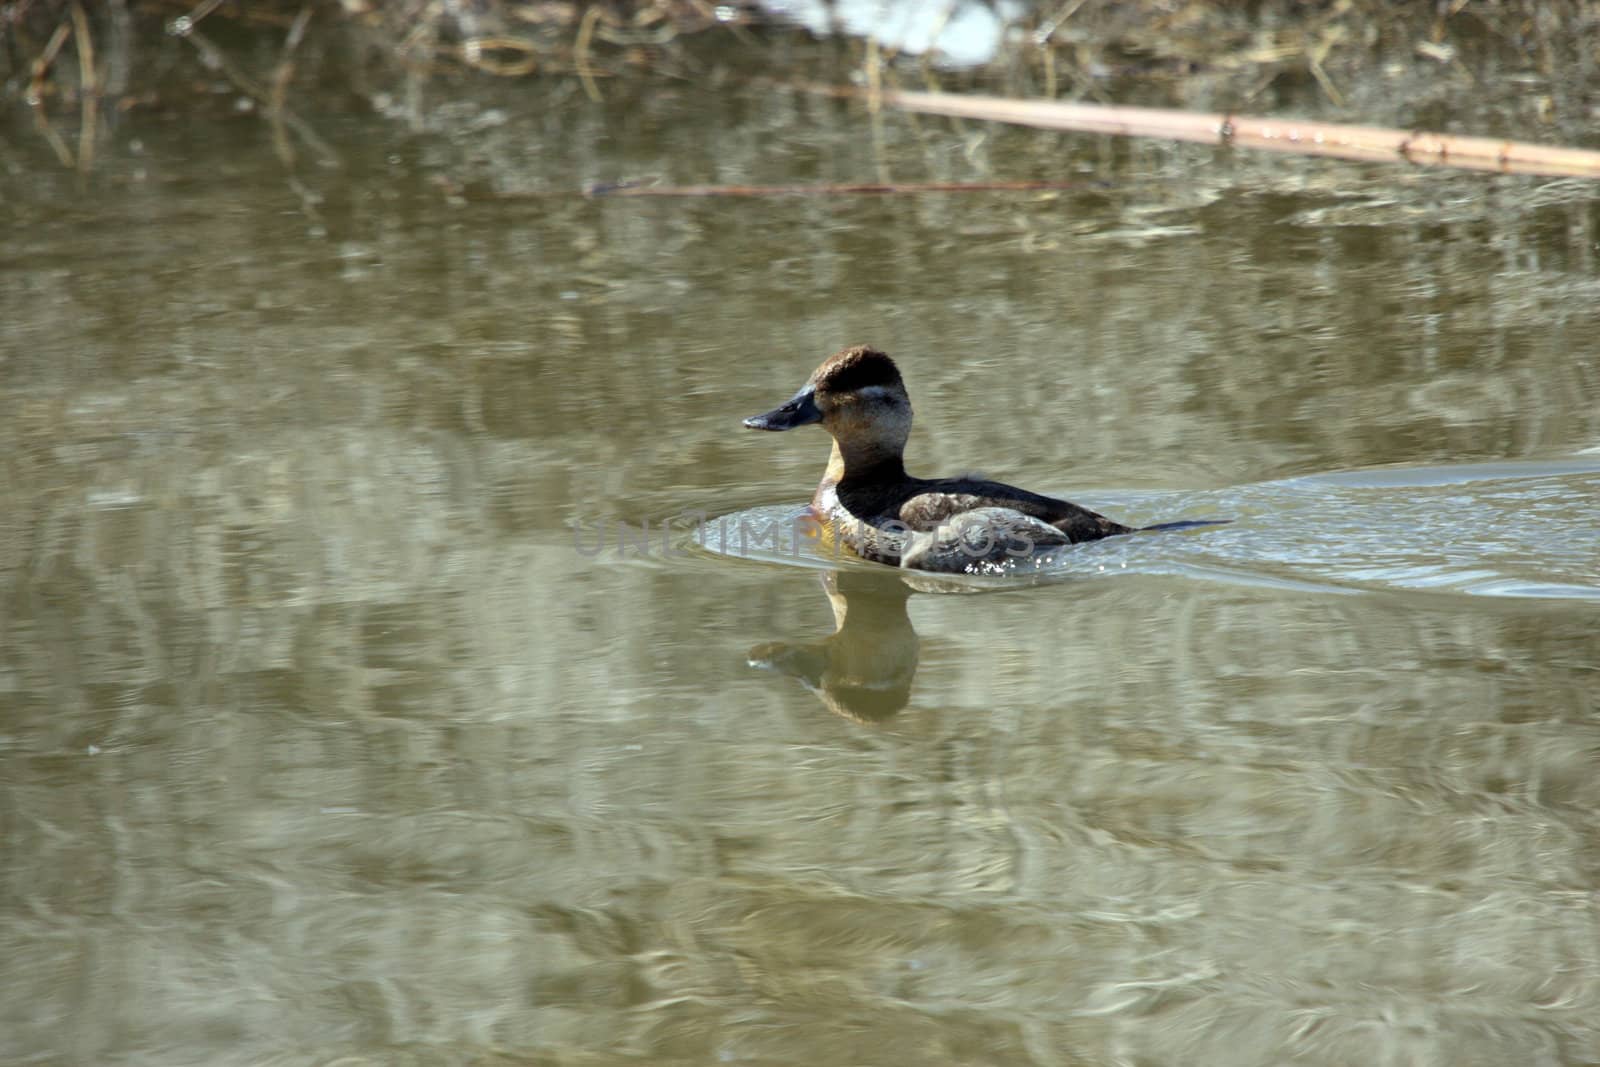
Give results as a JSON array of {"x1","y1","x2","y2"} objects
[{"x1": 852, "y1": 475, "x2": 1132, "y2": 543}]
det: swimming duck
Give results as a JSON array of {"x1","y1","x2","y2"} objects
[{"x1": 744, "y1": 345, "x2": 1137, "y2": 573}]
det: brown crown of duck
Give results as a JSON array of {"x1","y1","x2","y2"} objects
[{"x1": 743, "y1": 346, "x2": 1136, "y2": 571}]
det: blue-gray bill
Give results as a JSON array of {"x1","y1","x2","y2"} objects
[{"x1": 744, "y1": 387, "x2": 822, "y2": 431}]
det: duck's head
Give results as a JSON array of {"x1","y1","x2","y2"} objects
[{"x1": 744, "y1": 346, "x2": 912, "y2": 469}]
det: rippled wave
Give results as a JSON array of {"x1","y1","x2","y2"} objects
[{"x1": 701, "y1": 458, "x2": 1600, "y2": 600}]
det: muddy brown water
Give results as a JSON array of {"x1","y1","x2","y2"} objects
[{"x1": 2, "y1": 59, "x2": 1598, "y2": 1066}]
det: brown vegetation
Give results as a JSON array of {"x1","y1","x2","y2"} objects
[{"x1": 5, "y1": 0, "x2": 1597, "y2": 172}]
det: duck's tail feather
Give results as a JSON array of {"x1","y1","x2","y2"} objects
[{"x1": 1138, "y1": 518, "x2": 1233, "y2": 533}]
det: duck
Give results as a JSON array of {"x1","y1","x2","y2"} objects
[{"x1": 744, "y1": 345, "x2": 1159, "y2": 573}]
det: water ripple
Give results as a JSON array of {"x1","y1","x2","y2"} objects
[{"x1": 702, "y1": 457, "x2": 1600, "y2": 601}]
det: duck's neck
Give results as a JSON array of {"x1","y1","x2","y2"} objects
[{"x1": 822, "y1": 437, "x2": 907, "y2": 488}]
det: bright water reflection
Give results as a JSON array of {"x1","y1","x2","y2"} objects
[
  {"x1": 1, "y1": 46, "x2": 1599, "y2": 1067},
  {"x1": 705, "y1": 456, "x2": 1600, "y2": 598}
]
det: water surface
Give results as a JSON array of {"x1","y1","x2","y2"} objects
[{"x1": 2, "y1": 45, "x2": 1599, "y2": 1067}]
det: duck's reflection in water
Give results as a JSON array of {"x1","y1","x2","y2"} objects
[{"x1": 747, "y1": 568, "x2": 926, "y2": 724}]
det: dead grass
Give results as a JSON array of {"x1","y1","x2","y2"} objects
[{"x1": 5, "y1": 0, "x2": 1597, "y2": 164}]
